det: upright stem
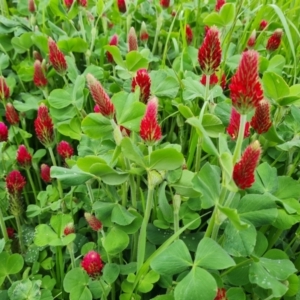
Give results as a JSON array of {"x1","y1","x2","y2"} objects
[
  {"x1": 152, "y1": 12, "x2": 162, "y2": 55},
  {"x1": 173, "y1": 194, "x2": 181, "y2": 237},
  {"x1": 86, "y1": 181, "x2": 95, "y2": 208},
  {"x1": 15, "y1": 216, "x2": 25, "y2": 253},
  {"x1": 232, "y1": 114, "x2": 247, "y2": 165},
  {"x1": 25, "y1": 169, "x2": 38, "y2": 203},
  {"x1": 0, "y1": 209, "x2": 9, "y2": 243},
  {"x1": 67, "y1": 243, "x2": 76, "y2": 269},
  {"x1": 78, "y1": 10, "x2": 87, "y2": 42}
]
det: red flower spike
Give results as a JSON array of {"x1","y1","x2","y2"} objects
[
  {"x1": 215, "y1": 0, "x2": 225, "y2": 12},
  {"x1": 106, "y1": 34, "x2": 119, "y2": 63},
  {"x1": 214, "y1": 288, "x2": 227, "y2": 300},
  {"x1": 0, "y1": 76, "x2": 10, "y2": 100},
  {"x1": 57, "y1": 140, "x2": 74, "y2": 160},
  {"x1": 251, "y1": 99, "x2": 272, "y2": 134},
  {"x1": 140, "y1": 97, "x2": 162, "y2": 144},
  {"x1": 40, "y1": 164, "x2": 51, "y2": 183},
  {"x1": 64, "y1": 0, "x2": 73, "y2": 8},
  {"x1": 17, "y1": 145, "x2": 32, "y2": 168},
  {"x1": 81, "y1": 251, "x2": 104, "y2": 278},
  {"x1": 34, "y1": 60, "x2": 48, "y2": 87},
  {"x1": 28, "y1": 0, "x2": 35, "y2": 13},
  {"x1": 247, "y1": 30, "x2": 256, "y2": 48},
  {"x1": 227, "y1": 108, "x2": 250, "y2": 140},
  {"x1": 84, "y1": 212, "x2": 102, "y2": 231},
  {"x1": 140, "y1": 22, "x2": 149, "y2": 43},
  {"x1": 229, "y1": 50, "x2": 263, "y2": 114},
  {"x1": 117, "y1": 0, "x2": 126, "y2": 13},
  {"x1": 6, "y1": 170, "x2": 26, "y2": 196},
  {"x1": 160, "y1": 0, "x2": 170, "y2": 8},
  {"x1": 200, "y1": 73, "x2": 219, "y2": 87},
  {"x1": 185, "y1": 24, "x2": 193, "y2": 45},
  {"x1": 7, "y1": 227, "x2": 15, "y2": 239},
  {"x1": 220, "y1": 73, "x2": 227, "y2": 90},
  {"x1": 64, "y1": 223, "x2": 75, "y2": 235},
  {"x1": 128, "y1": 27, "x2": 138, "y2": 52},
  {"x1": 34, "y1": 104, "x2": 54, "y2": 146},
  {"x1": 48, "y1": 37, "x2": 67, "y2": 75},
  {"x1": 131, "y1": 69, "x2": 151, "y2": 103},
  {"x1": 204, "y1": 25, "x2": 210, "y2": 36},
  {"x1": 259, "y1": 20, "x2": 268, "y2": 30},
  {"x1": 86, "y1": 73, "x2": 115, "y2": 118},
  {"x1": 0, "y1": 122, "x2": 8, "y2": 142},
  {"x1": 78, "y1": 0, "x2": 87, "y2": 7},
  {"x1": 198, "y1": 26, "x2": 222, "y2": 75},
  {"x1": 266, "y1": 29, "x2": 283, "y2": 52},
  {"x1": 5, "y1": 103, "x2": 19, "y2": 125},
  {"x1": 233, "y1": 141, "x2": 261, "y2": 190}
]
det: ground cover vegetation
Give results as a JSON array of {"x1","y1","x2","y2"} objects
[{"x1": 1, "y1": 0, "x2": 300, "y2": 299}]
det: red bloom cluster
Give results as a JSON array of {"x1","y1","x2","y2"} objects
[
  {"x1": 48, "y1": 37, "x2": 67, "y2": 75},
  {"x1": 185, "y1": 24, "x2": 193, "y2": 45},
  {"x1": 64, "y1": 0, "x2": 73, "y2": 8},
  {"x1": 106, "y1": 34, "x2": 119, "y2": 63},
  {"x1": 34, "y1": 60, "x2": 48, "y2": 87},
  {"x1": 227, "y1": 108, "x2": 250, "y2": 140},
  {"x1": 117, "y1": 0, "x2": 126, "y2": 13},
  {"x1": 266, "y1": 29, "x2": 283, "y2": 52},
  {"x1": 259, "y1": 20, "x2": 268, "y2": 30},
  {"x1": 40, "y1": 164, "x2": 51, "y2": 183},
  {"x1": 81, "y1": 251, "x2": 104, "y2": 278},
  {"x1": 200, "y1": 73, "x2": 219, "y2": 87},
  {"x1": 57, "y1": 141, "x2": 74, "y2": 160},
  {"x1": 17, "y1": 145, "x2": 32, "y2": 168},
  {"x1": 84, "y1": 213, "x2": 102, "y2": 231},
  {"x1": 6, "y1": 170, "x2": 26, "y2": 197},
  {"x1": 140, "y1": 97, "x2": 162, "y2": 144},
  {"x1": 247, "y1": 30, "x2": 256, "y2": 48},
  {"x1": 5, "y1": 103, "x2": 19, "y2": 125},
  {"x1": 233, "y1": 141, "x2": 261, "y2": 189},
  {"x1": 86, "y1": 74, "x2": 115, "y2": 118},
  {"x1": 229, "y1": 50, "x2": 263, "y2": 114},
  {"x1": 78, "y1": 0, "x2": 87, "y2": 7},
  {"x1": 0, "y1": 122, "x2": 8, "y2": 142},
  {"x1": 0, "y1": 76, "x2": 10, "y2": 100},
  {"x1": 128, "y1": 27, "x2": 138, "y2": 52},
  {"x1": 34, "y1": 104, "x2": 54, "y2": 147},
  {"x1": 140, "y1": 22, "x2": 149, "y2": 43},
  {"x1": 250, "y1": 99, "x2": 272, "y2": 134},
  {"x1": 214, "y1": 288, "x2": 227, "y2": 300},
  {"x1": 215, "y1": 0, "x2": 225, "y2": 12},
  {"x1": 28, "y1": 0, "x2": 35, "y2": 13},
  {"x1": 198, "y1": 26, "x2": 222, "y2": 75},
  {"x1": 64, "y1": 223, "x2": 75, "y2": 235},
  {"x1": 7, "y1": 227, "x2": 15, "y2": 239},
  {"x1": 160, "y1": 0, "x2": 170, "y2": 8},
  {"x1": 132, "y1": 69, "x2": 151, "y2": 103}
]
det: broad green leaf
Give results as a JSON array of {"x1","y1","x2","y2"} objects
[
  {"x1": 178, "y1": 104, "x2": 194, "y2": 119},
  {"x1": 126, "y1": 51, "x2": 148, "y2": 72},
  {"x1": 8, "y1": 279, "x2": 41, "y2": 300},
  {"x1": 77, "y1": 156, "x2": 106, "y2": 172},
  {"x1": 203, "y1": 13, "x2": 224, "y2": 27},
  {"x1": 57, "y1": 38, "x2": 88, "y2": 53},
  {"x1": 218, "y1": 206, "x2": 250, "y2": 230},
  {"x1": 174, "y1": 267, "x2": 217, "y2": 300},
  {"x1": 120, "y1": 137, "x2": 145, "y2": 167},
  {"x1": 150, "y1": 240, "x2": 192, "y2": 276},
  {"x1": 111, "y1": 204, "x2": 136, "y2": 226},
  {"x1": 202, "y1": 114, "x2": 224, "y2": 138},
  {"x1": 104, "y1": 46, "x2": 125, "y2": 67},
  {"x1": 103, "y1": 227, "x2": 129, "y2": 256},
  {"x1": 50, "y1": 214, "x2": 73, "y2": 237},
  {"x1": 11, "y1": 32, "x2": 33, "y2": 53},
  {"x1": 182, "y1": 78, "x2": 205, "y2": 101},
  {"x1": 48, "y1": 89, "x2": 72, "y2": 109},
  {"x1": 276, "y1": 140, "x2": 300, "y2": 151},
  {"x1": 149, "y1": 148, "x2": 184, "y2": 171},
  {"x1": 34, "y1": 225, "x2": 57, "y2": 247},
  {"x1": 272, "y1": 209, "x2": 300, "y2": 230},
  {"x1": 102, "y1": 263, "x2": 120, "y2": 284},
  {"x1": 150, "y1": 70, "x2": 179, "y2": 98},
  {"x1": 0, "y1": 253, "x2": 24, "y2": 276},
  {"x1": 227, "y1": 287, "x2": 246, "y2": 300},
  {"x1": 273, "y1": 176, "x2": 300, "y2": 199},
  {"x1": 262, "y1": 72, "x2": 289, "y2": 101},
  {"x1": 220, "y1": 3, "x2": 235, "y2": 25},
  {"x1": 57, "y1": 117, "x2": 82, "y2": 141},
  {"x1": 266, "y1": 55, "x2": 285, "y2": 74},
  {"x1": 157, "y1": 182, "x2": 173, "y2": 223}
]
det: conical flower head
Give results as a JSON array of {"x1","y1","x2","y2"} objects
[
  {"x1": 81, "y1": 250, "x2": 104, "y2": 278},
  {"x1": 78, "y1": 0, "x2": 87, "y2": 7},
  {"x1": 86, "y1": 73, "x2": 115, "y2": 118},
  {"x1": 28, "y1": 0, "x2": 35, "y2": 12},
  {"x1": 0, "y1": 122, "x2": 8, "y2": 142},
  {"x1": 200, "y1": 73, "x2": 219, "y2": 87},
  {"x1": 64, "y1": 223, "x2": 75, "y2": 235},
  {"x1": 259, "y1": 20, "x2": 268, "y2": 30},
  {"x1": 215, "y1": 0, "x2": 225, "y2": 12},
  {"x1": 198, "y1": 26, "x2": 222, "y2": 75},
  {"x1": 128, "y1": 27, "x2": 138, "y2": 52},
  {"x1": 229, "y1": 50, "x2": 263, "y2": 114},
  {"x1": 5, "y1": 103, "x2": 19, "y2": 125},
  {"x1": 6, "y1": 170, "x2": 26, "y2": 196},
  {"x1": 247, "y1": 30, "x2": 256, "y2": 48},
  {"x1": 34, "y1": 60, "x2": 48, "y2": 87},
  {"x1": 106, "y1": 34, "x2": 119, "y2": 63},
  {"x1": 57, "y1": 140, "x2": 74, "y2": 160},
  {"x1": 33, "y1": 51, "x2": 43, "y2": 62},
  {"x1": 227, "y1": 108, "x2": 250, "y2": 140},
  {"x1": 250, "y1": 99, "x2": 272, "y2": 134},
  {"x1": 34, "y1": 104, "x2": 54, "y2": 146},
  {"x1": 41, "y1": 164, "x2": 51, "y2": 183},
  {"x1": 84, "y1": 212, "x2": 102, "y2": 231},
  {"x1": 48, "y1": 37, "x2": 67, "y2": 75},
  {"x1": 160, "y1": 0, "x2": 170, "y2": 8},
  {"x1": 0, "y1": 76, "x2": 10, "y2": 100},
  {"x1": 140, "y1": 22, "x2": 149, "y2": 43},
  {"x1": 17, "y1": 145, "x2": 32, "y2": 168},
  {"x1": 220, "y1": 73, "x2": 227, "y2": 90},
  {"x1": 131, "y1": 69, "x2": 151, "y2": 103},
  {"x1": 117, "y1": 0, "x2": 126, "y2": 13},
  {"x1": 266, "y1": 29, "x2": 283, "y2": 52},
  {"x1": 140, "y1": 97, "x2": 162, "y2": 144},
  {"x1": 233, "y1": 141, "x2": 261, "y2": 189},
  {"x1": 214, "y1": 288, "x2": 227, "y2": 300},
  {"x1": 186, "y1": 24, "x2": 193, "y2": 45}
]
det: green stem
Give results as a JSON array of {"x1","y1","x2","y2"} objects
[
  {"x1": 173, "y1": 194, "x2": 181, "y2": 237},
  {"x1": 56, "y1": 246, "x2": 64, "y2": 289},
  {"x1": 152, "y1": 12, "x2": 162, "y2": 55},
  {"x1": 287, "y1": 151, "x2": 300, "y2": 176},
  {"x1": 86, "y1": 181, "x2": 95, "y2": 208},
  {"x1": 68, "y1": 243, "x2": 76, "y2": 269},
  {"x1": 267, "y1": 228, "x2": 283, "y2": 250},
  {"x1": 25, "y1": 169, "x2": 38, "y2": 203},
  {"x1": 15, "y1": 215, "x2": 25, "y2": 253},
  {"x1": 0, "y1": 209, "x2": 9, "y2": 243},
  {"x1": 232, "y1": 114, "x2": 247, "y2": 165},
  {"x1": 136, "y1": 181, "x2": 154, "y2": 271},
  {"x1": 221, "y1": 258, "x2": 251, "y2": 277},
  {"x1": 78, "y1": 10, "x2": 87, "y2": 42}
]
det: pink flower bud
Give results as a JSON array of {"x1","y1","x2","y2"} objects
[
  {"x1": 227, "y1": 108, "x2": 250, "y2": 140},
  {"x1": 64, "y1": 223, "x2": 75, "y2": 235},
  {"x1": 81, "y1": 250, "x2": 104, "y2": 278},
  {"x1": 117, "y1": 0, "x2": 126, "y2": 13},
  {"x1": 48, "y1": 37, "x2": 67, "y2": 75},
  {"x1": 266, "y1": 29, "x2": 283, "y2": 52},
  {"x1": 0, "y1": 122, "x2": 8, "y2": 142},
  {"x1": 41, "y1": 164, "x2": 51, "y2": 183},
  {"x1": 128, "y1": 27, "x2": 138, "y2": 52},
  {"x1": 6, "y1": 170, "x2": 26, "y2": 197},
  {"x1": 0, "y1": 76, "x2": 10, "y2": 100},
  {"x1": 34, "y1": 60, "x2": 48, "y2": 87},
  {"x1": 214, "y1": 288, "x2": 227, "y2": 300},
  {"x1": 160, "y1": 0, "x2": 170, "y2": 8},
  {"x1": 131, "y1": 69, "x2": 151, "y2": 103},
  {"x1": 7, "y1": 227, "x2": 15, "y2": 239},
  {"x1": 250, "y1": 99, "x2": 272, "y2": 134},
  {"x1": 259, "y1": 20, "x2": 268, "y2": 30},
  {"x1": 28, "y1": 0, "x2": 35, "y2": 13},
  {"x1": 84, "y1": 212, "x2": 102, "y2": 231},
  {"x1": 247, "y1": 30, "x2": 256, "y2": 48},
  {"x1": 5, "y1": 103, "x2": 19, "y2": 125},
  {"x1": 185, "y1": 24, "x2": 193, "y2": 45},
  {"x1": 106, "y1": 34, "x2": 118, "y2": 63},
  {"x1": 17, "y1": 145, "x2": 32, "y2": 168},
  {"x1": 140, "y1": 22, "x2": 149, "y2": 43},
  {"x1": 215, "y1": 0, "x2": 225, "y2": 12},
  {"x1": 57, "y1": 140, "x2": 74, "y2": 160}
]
